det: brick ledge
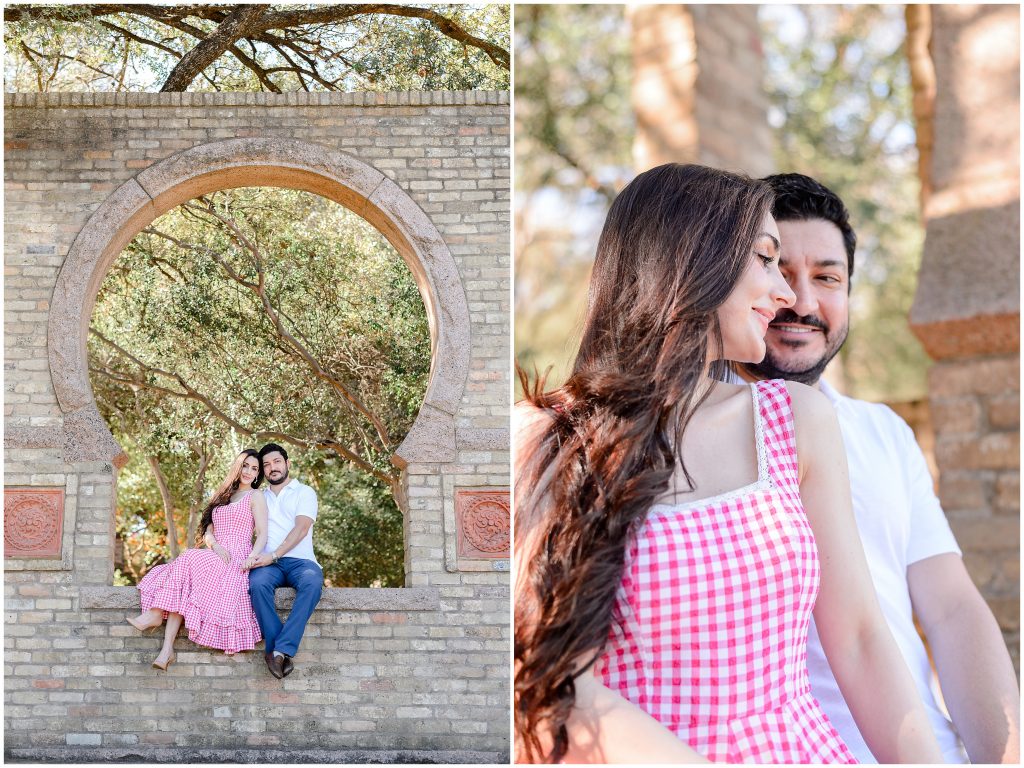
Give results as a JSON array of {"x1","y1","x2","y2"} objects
[
  {"x1": 4, "y1": 90, "x2": 509, "y2": 108},
  {"x1": 80, "y1": 586, "x2": 441, "y2": 611}
]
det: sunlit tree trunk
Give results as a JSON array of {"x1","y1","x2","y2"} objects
[
  {"x1": 186, "y1": 444, "x2": 211, "y2": 548},
  {"x1": 147, "y1": 456, "x2": 181, "y2": 559},
  {"x1": 905, "y1": 5, "x2": 935, "y2": 213}
]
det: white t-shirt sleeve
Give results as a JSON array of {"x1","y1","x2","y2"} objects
[
  {"x1": 295, "y1": 485, "x2": 318, "y2": 522},
  {"x1": 894, "y1": 411, "x2": 961, "y2": 564}
]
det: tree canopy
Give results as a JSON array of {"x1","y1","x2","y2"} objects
[
  {"x1": 92, "y1": 187, "x2": 429, "y2": 587},
  {"x1": 513, "y1": 5, "x2": 632, "y2": 392},
  {"x1": 4, "y1": 3, "x2": 509, "y2": 92}
]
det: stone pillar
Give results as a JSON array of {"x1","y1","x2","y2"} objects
[
  {"x1": 908, "y1": 5, "x2": 1020, "y2": 670},
  {"x1": 629, "y1": 4, "x2": 772, "y2": 176}
]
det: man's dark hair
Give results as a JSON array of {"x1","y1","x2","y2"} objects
[
  {"x1": 762, "y1": 173, "x2": 857, "y2": 279},
  {"x1": 259, "y1": 442, "x2": 288, "y2": 462}
]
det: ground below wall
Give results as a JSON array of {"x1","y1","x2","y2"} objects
[{"x1": 5, "y1": 747, "x2": 508, "y2": 764}]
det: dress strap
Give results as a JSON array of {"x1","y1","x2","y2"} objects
[{"x1": 754, "y1": 379, "x2": 800, "y2": 493}]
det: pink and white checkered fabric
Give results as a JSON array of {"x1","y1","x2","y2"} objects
[
  {"x1": 138, "y1": 491, "x2": 262, "y2": 654},
  {"x1": 596, "y1": 380, "x2": 856, "y2": 763}
]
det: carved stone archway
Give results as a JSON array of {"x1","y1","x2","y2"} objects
[{"x1": 47, "y1": 137, "x2": 469, "y2": 471}]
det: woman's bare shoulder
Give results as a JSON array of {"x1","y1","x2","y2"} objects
[
  {"x1": 783, "y1": 379, "x2": 835, "y2": 422},
  {"x1": 782, "y1": 380, "x2": 843, "y2": 475}
]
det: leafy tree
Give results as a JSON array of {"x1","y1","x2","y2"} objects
[
  {"x1": 4, "y1": 3, "x2": 509, "y2": 93},
  {"x1": 514, "y1": 4, "x2": 630, "y2": 200},
  {"x1": 91, "y1": 187, "x2": 430, "y2": 586},
  {"x1": 513, "y1": 4, "x2": 632, "y2": 392}
]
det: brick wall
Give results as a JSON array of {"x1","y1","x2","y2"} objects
[
  {"x1": 908, "y1": 5, "x2": 1019, "y2": 671},
  {"x1": 926, "y1": 357, "x2": 1020, "y2": 671},
  {"x1": 4, "y1": 91, "x2": 510, "y2": 761}
]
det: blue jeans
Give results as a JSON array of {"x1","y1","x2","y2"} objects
[{"x1": 248, "y1": 557, "x2": 323, "y2": 657}]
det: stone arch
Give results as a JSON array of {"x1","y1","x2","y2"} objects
[{"x1": 48, "y1": 137, "x2": 468, "y2": 471}]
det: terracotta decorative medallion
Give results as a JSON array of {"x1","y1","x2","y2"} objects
[
  {"x1": 456, "y1": 489, "x2": 510, "y2": 559},
  {"x1": 4, "y1": 488, "x2": 64, "y2": 558}
]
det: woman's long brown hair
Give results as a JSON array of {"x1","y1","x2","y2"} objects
[
  {"x1": 195, "y1": 449, "x2": 263, "y2": 546},
  {"x1": 514, "y1": 164, "x2": 773, "y2": 762}
]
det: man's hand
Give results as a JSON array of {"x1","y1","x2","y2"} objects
[{"x1": 248, "y1": 552, "x2": 275, "y2": 569}]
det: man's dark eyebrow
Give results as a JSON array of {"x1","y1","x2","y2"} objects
[{"x1": 778, "y1": 255, "x2": 848, "y2": 272}]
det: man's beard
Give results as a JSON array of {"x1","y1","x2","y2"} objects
[
  {"x1": 744, "y1": 309, "x2": 848, "y2": 386},
  {"x1": 267, "y1": 468, "x2": 289, "y2": 486}
]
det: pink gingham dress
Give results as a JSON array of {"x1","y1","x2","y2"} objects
[
  {"x1": 138, "y1": 491, "x2": 262, "y2": 654},
  {"x1": 595, "y1": 380, "x2": 856, "y2": 763}
]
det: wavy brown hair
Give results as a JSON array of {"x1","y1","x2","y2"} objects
[
  {"x1": 195, "y1": 449, "x2": 263, "y2": 546},
  {"x1": 514, "y1": 164, "x2": 774, "y2": 762}
]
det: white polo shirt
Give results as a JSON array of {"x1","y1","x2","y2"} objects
[
  {"x1": 806, "y1": 380, "x2": 967, "y2": 763},
  {"x1": 262, "y1": 477, "x2": 319, "y2": 565}
]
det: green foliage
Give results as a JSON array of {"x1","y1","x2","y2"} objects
[
  {"x1": 4, "y1": 4, "x2": 509, "y2": 93},
  {"x1": 302, "y1": 462, "x2": 405, "y2": 588},
  {"x1": 91, "y1": 188, "x2": 430, "y2": 586},
  {"x1": 760, "y1": 5, "x2": 930, "y2": 401},
  {"x1": 514, "y1": 4, "x2": 632, "y2": 193},
  {"x1": 344, "y1": 5, "x2": 509, "y2": 91},
  {"x1": 513, "y1": 5, "x2": 632, "y2": 394}
]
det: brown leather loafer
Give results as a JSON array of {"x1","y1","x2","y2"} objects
[
  {"x1": 282, "y1": 655, "x2": 294, "y2": 677},
  {"x1": 265, "y1": 653, "x2": 285, "y2": 679}
]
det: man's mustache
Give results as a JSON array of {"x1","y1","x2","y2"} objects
[{"x1": 769, "y1": 309, "x2": 829, "y2": 333}]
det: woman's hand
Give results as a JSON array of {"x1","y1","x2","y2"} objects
[
  {"x1": 212, "y1": 543, "x2": 231, "y2": 564},
  {"x1": 241, "y1": 554, "x2": 257, "y2": 571}
]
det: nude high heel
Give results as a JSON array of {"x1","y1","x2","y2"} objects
[
  {"x1": 127, "y1": 616, "x2": 159, "y2": 634},
  {"x1": 152, "y1": 653, "x2": 175, "y2": 671}
]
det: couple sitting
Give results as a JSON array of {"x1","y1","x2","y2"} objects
[
  {"x1": 515, "y1": 168, "x2": 1019, "y2": 763},
  {"x1": 126, "y1": 443, "x2": 322, "y2": 680}
]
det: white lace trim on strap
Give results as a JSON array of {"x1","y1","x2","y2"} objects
[{"x1": 649, "y1": 383, "x2": 774, "y2": 512}]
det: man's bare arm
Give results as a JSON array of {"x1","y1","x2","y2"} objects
[{"x1": 909, "y1": 553, "x2": 1020, "y2": 763}]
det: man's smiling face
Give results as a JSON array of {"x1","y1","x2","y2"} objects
[
  {"x1": 745, "y1": 217, "x2": 850, "y2": 386},
  {"x1": 262, "y1": 450, "x2": 290, "y2": 486}
]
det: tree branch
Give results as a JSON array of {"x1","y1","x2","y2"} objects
[
  {"x1": 5, "y1": 3, "x2": 510, "y2": 89},
  {"x1": 147, "y1": 455, "x2": 181, "y2": 558},
  {"x1": 19, "y1": 40, "x2": 122, "y2": 84},
  {"x1": 262, "y1": 5, "x2": 509, "y2": 69},
  {"x1": 89, "y1": 329, "x2": 395, "y2": 485},
  {"x1": 183, "y1": 199, "x2": 395, "y2": 450},
  {"x1": 97, "y1": 19, "x2": 181, "y2": 57},
  {"x1": 160, "y1": 4, "x2": 269, "y2": 91}
]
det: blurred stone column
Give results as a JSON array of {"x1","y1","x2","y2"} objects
[
  {"x1": 908, "y1": 4, "x2": 1020, "y2": 669},
  {"x1": 629, "y1": 4, "x2": 773, "y2": 176}
]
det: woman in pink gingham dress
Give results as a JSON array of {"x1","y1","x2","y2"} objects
[
  {"x1": 594, "y1": 379, "x2": 851, "y2": 763},
  {"x1": 127, "y1": 449, "x2": 268, "y2": 669},
  {"x1": 515, "y1": 164, "x2": 944, "y2": 763}
]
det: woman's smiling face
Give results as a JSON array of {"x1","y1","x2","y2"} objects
[
  {"x1": 715, "y1": 212, "x2": 796, "y2": 364},
  {"x1": 240, "y1": 455, "x2": 260, "y2": 487}
]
